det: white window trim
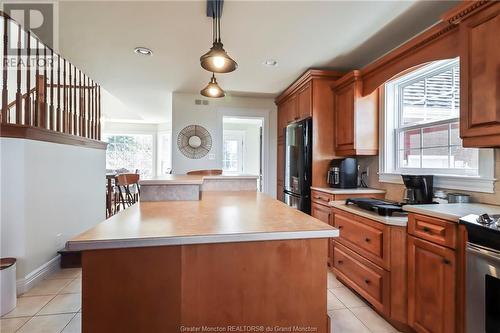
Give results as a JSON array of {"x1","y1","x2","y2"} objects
[{"x1": 379, "y1": 61, "x2": 496, "y2": 193}]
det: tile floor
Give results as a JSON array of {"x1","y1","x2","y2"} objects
[{"x1": 1, "y1": 268, "x2": 399, "y2": 333}]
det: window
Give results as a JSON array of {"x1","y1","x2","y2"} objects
[
  {"x1": 222, "y1": 131, "x2": 245, "y2": 174},
  {"x1": 381, "y1": 58, "x2": 495, "y2": 192},
  {"x1": 157, "y1": 131, "x2": 172, "y2": 175},
  {"x1": 104, "y1": 134, "x2": 154, "y2": 178}
]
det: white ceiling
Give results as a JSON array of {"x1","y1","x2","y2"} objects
[{"x1": 57, "y1": 0, "x2": 458, "y2": 123}]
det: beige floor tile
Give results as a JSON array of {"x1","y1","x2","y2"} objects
[
  {"x1": 0, "y1": 317, "x2": 30, "y2": 332},
  {"x1": 38, "y1": 294, "x2": 81, "y2": 315},
  {"x1": 328, "y1": 309, "x2": 371, "y2": 333},
  {"x1": 22, "y1": 279, "x2": 73, "y2": 297},
  {"x1": 60, "y1": 279, "x2": 81, "y2": 294},
  {"x1": 327, "y1": 290, "x2": 345, "y2": 310},
  {"x1": 62, "y1": 313, "x2": 81, "y2": 333},
  {"x1": 330, "y1": 287, "x2": 366, "y2": 308},
  {"x1": 17, "y1": 314, "x2": 74, "y2": 333},
  {"x1": 351, "y1": 306, "x2": 398, "y2": 333},
  {"x1": 1, "y1": 296, "x2": 53, "y2": 318},
  {"x1": 328, "y1": 271, "x2": 343, "y2": 289},
  {"x1": 46, "y1": 268, "x2": 81, "y2": 280}
]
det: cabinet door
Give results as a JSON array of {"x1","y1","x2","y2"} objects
[
  {"x1": 408, "y1": 235, "x2": 456, "y2": 333},
  {"x1": 277, "y1": 104, "x2": 287, "y2": 140},
  {"x1": 311, "y1": 202, "x2": 332, "y2": 266},
  {"x1": 287, "y1": 94, "x2": 299, "y2": 123},
  {"x1": 311, "y1": 202, "x2": 331, "y2": 224},
  {"x1": 460, "y1": 5, "x2": 500, "y2": 145},
  {"x1": 297, "y1": 83, "x2": 312, "y2": 120},
  {"x1": 334, "y1": 83, "x2": 355, "y2": 151}
]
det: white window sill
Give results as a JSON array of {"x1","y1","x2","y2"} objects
[{"x1": 379, "y1": 173, "x2": 496, "y2": 194}]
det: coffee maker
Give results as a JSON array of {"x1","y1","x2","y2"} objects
[
  {"x1": 402, "y1": 175, "x2": 434, "y2": 204},
  {"x1": 327, "y1": 158, "x2": 357, "y2": 189}
]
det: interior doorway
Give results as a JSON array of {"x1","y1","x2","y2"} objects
[{"x1": 223, "y1": 117, "x2": 264, "y2": 191}]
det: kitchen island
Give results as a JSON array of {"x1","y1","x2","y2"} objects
[{"x1": 67, "y1": 191, "x2": 338, "y2": 333}]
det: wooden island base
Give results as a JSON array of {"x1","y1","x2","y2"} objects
[{"x1": 82, "y1": 238, "x2": 328, "y2": 333}]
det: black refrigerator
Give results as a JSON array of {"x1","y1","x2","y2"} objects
[{"x1": 283, "y1": 118, "x2": 312, "y2": 214}]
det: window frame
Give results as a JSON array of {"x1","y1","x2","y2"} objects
[
  {"x1": 103, "y1": 132, "x2": 157, "y2": 177},
  {"x1": 379, "y1": 59, "x2": 496, "y2": 193}
]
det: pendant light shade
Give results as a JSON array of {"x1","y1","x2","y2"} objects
[
  {"x1": 200, "y1": 0, "x2": 237, "y2": 74},
  {"x1": 200, "y1": 41, "x2": 237, "y2": 73},
  {"x1": 200, "y1": 74, "x2": 225, "y2": 98}
]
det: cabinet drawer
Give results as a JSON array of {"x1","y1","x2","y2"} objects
[
  {"x1": 408, "y1": 213, "x2": 457, "y2": 249},
  {"x1": 311, "y1": 202, "x2": 331, "y2": 225},
  {"x1": 311, "y1": 190, "x2": 334, "y2": 206},
  {"x1": 332, "y1": 242, "x2": 389, "y2": 315},
  {"x1": 332, "y1": 209, "x2": 389, "y2": 269}
]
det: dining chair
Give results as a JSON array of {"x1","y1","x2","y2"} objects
[{"x1": 115, "y1": 173, "x2": 140, "y2": 211}]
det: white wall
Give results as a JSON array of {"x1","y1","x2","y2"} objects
[
  {"x1": 0, "y1": 138, "x2": 106, "y2": 281},
  {"x1": 172, "y1": 93, "x2": 277, "y2": 196}
]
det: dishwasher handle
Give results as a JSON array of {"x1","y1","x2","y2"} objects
[{"x1": 467, "y1": 242, "x2": 500, "y2": 262}]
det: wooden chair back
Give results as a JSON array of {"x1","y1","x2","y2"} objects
[
  {"x1": 115, "y1": 173, "x2": 140, "y2": 211},
  {"x1": 186, "y1": 169, "x2": 223, "y2": 176},
  {"x1": 115, "y1": 173, "x2": 140, "y2": 186}
]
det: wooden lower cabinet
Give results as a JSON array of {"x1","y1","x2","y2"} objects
[
  {"x1": 333, "y1": 241, "x2": 390, "y2": 315},
  {"x1": 407, "y1": 235, "x2": 456, "y2": 333},
  {"x1": 330, "y1": 208, "x2": 409, "y2": 329},
  {"x1": 311, "y1": 201, "x2": 333, "y2": 266}
]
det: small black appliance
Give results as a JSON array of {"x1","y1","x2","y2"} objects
[
  {"x1": 401, "y1": 175, "x2": 434, "y2": 204},
  {"x1": 327, "y1": 158, "x2": 357, "y2": 189}
]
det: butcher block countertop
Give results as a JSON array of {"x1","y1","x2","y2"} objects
[
  {"x1": 67, "y1": 191, "x2": 338, "y2": 251},
  {"x1": 403, "y1": 203, "x2": 500, "y2": 222}
]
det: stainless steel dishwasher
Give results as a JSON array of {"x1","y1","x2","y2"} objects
[{"x1": 460, "y1": 214, "x2": 500, "y2": 333}]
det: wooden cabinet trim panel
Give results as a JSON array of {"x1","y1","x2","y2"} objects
[
  {"x1": 311, "y1": 190, "x2": 334, "y2": 205},
  {"x1": 408, "y1": 213, "x2": 457, "y2": 249},
  {"x1": 333, "y1": 209, "x2": 390, "y2": 270},
  {"x1": 333, "y1": 241, "x2": 390, "y2": 316},
  {"x1": 407, "y1": 235, "x2": 456, "y2": 333},
  {"x1": 275, "y1": 69, "x2": 344, "y2": 105}
]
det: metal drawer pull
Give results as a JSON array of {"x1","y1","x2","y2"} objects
[
  {"x1": 364, "y1": 279, "x2": 370, "y2": 284},
  {"x1": 365, "y1": 238, "x2": 371, "y2": 242},
  {"x1": 337, "y1": 260, "x2": 343, "y2": 265},
  {"x1": 442, "y1": 259, "x2": 451, "y2": 265},
  {"x1": 422, "y1": 226, "x2": 431, "y2": 233},
  {"x1": 338, "y1": 226, "x2": 343, "y2": 229}
]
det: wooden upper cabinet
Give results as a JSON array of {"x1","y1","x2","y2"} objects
[
  {"x1": 408, "y1": 235, "x2": 456, "y2": 333},
  {"x1": 297, "y1": 83, "x2": 312, "y2": 120},
  {"x1": 276, "y1": 69, "x2": 344, "y2": 188},
  {"x1": 332, "y1": 71, "x2": 378, "y2": 156},
  {"x1": 459, "y1": 3, "x2": 500, "y2": 147}
]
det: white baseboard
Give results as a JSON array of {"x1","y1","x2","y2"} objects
[{"x1": 16, "y1": 255, "x2": 61, "y2": 295}]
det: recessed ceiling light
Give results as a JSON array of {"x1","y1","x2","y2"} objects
[
  {"x1": 263, "y1": 59, "x2": 278, "y2": 67},
  {"x1": 134, "y1": 47, "x2": 153, "y2": 56}
]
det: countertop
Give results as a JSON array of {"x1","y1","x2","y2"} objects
[
  {"x1": 67, "y1": 192, "x2": 338, "y2": 251},
  {"x1": 139, "y1": 174, "x2": 258, "y2": 185},
  {"x1": 329, "y1": 201, "x2": 408, "y2": 227},
  {"x1": 403, "y1": 203, "x2": 500, "y2": 222},
  {"x1": 310, "y1": 187, "x2": 386, "y2": 195}
]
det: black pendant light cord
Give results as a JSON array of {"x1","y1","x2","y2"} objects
[{"x1": 217, "y1": 0, "x2": 221, "y2": 43}]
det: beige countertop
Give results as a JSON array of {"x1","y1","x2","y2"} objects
[
  {"x1": 329, "y1": 201, "x2": 408, "y2": 227},
  {"x1": 403, "y1": 203, "x2": 500, "y2": 222},
  {"x1": 140, "y1": 174, "x2": 258, "y2": 185},
  {"x1": 67, "y1": 192, "x2": 338, "y2": 251},
  {"x1": 310, "y1": 187, "x2": 386, "y2": 195}
]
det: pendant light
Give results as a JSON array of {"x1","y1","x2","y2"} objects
[
  {"x1": 200, "y1": 73, "x2": 225, "y2": 98},
  {"x1": 200, "y1": 0, "x2": 237, "y2": 73}
]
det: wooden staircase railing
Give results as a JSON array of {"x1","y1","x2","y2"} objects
[{"x1": 1, "y1": 11, "x2": 102, "y2": 142}]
